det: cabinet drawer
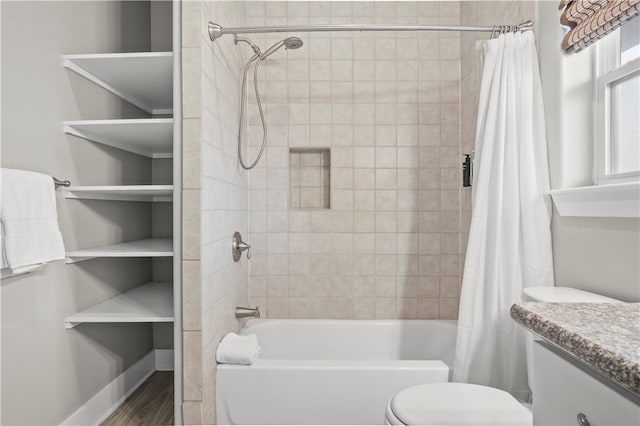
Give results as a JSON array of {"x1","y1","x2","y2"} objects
[{"x1": 533, "y1": 341, "x2": 640, "y2": 426}]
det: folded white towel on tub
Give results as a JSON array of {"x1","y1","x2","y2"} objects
[{"x1": 216, "y1": 332, "x2": 261, "y2": 365}]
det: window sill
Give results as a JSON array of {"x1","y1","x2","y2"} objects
[{"x1": 546, "y1": 182, "x2": 640, "y2": 218}]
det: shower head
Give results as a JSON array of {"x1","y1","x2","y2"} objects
[
  {"x1": 261, "y1": 36, "x2": 304, "y2": 58},
  {"x1": 235, "y1": 35, "x2": 304, "y2": 170},
  {"x1": 284, "y1": 37, "x2": 303, "y2": 50},
  {"x1": 235, "y1": 35, "x2": 304, "y2": 60}
]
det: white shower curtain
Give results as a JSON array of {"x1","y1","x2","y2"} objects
[{"x1": 453, "y1": 31, "x2": 554, "y2": 400}]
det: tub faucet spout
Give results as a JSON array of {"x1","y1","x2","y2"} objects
[{"x1": 236, "y1": 306, "x2": 260, "y2": 319}]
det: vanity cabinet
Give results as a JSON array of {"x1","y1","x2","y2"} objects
[{"x1": 533, "y1": 341, "x2": 640, "y2": 426}]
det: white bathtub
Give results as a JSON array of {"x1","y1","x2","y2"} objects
[{"x1": 216, "y1": 319, "x2": 457, "y2": 425}]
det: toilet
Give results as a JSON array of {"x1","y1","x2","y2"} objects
[
  {"x1": 384, "y1": 286, "x2": 621, "y2": 425},
  {"x1": 385, "y1": 382, "x2": 532, "y2": 425}
]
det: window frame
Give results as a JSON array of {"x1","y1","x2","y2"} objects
[{"x1": 593, "y1": 30, "x2": 640, "y2": 185}]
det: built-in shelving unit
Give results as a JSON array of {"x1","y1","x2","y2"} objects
[
  {"x1": 64, "y1": 185, "x2": 173, "y2": 202},
  {"x1": 63, "y1": 23, "x2": 181, "y2": 419},
  {"x1": 63, "y1": 52, "x2": 173, "y2": 114},
  {"x1": 64, "y1": 281, "x2": 173, "y2": 329},
  {"x1": 65, "y1": 238, "x2": 173, "y2": 264},
  {"x1": 63, "y1": 119, "x2": 173, "y2": 158},
  {"x1": 62, "y1": 49, "x2": 177, "y2": 303}
]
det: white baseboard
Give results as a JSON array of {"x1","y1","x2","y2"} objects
[
  {"x1": 155, "y1": 348, "x2": 174, "y2": 371},
  {"x1": 61, "y1": 349, "x2": 174, "y2": 426}
]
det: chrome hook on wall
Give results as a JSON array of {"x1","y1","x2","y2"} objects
[{"x1": 232, "y1": 231, "x2": 251, "y2": 262}]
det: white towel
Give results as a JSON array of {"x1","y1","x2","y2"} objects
[
  {"x1": 1, "y1": 221, "x2": 8, "y2": 270},
  {"x1": 216, "y1": 332, "x2": 261, "y2": 365},
  {"x1": 1, "y1": 168, "x2": 65, "y2": 274}
]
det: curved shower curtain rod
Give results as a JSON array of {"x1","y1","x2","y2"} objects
[{"x1": 208, "y1": 20, "x2": 535, "y2": 41}]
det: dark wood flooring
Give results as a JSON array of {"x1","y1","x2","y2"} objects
[{"x1": 101, "y1": 371, "x2": 174, "y2": 426}]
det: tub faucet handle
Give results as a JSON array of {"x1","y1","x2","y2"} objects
[{"x1": 232, "y1": 231, "x2": 251, "y2": 262}]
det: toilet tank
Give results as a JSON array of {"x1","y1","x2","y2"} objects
[
  {"x1": 522, "y1": 286, "x2": 622, "y2": 303},
  {"x1": 522, "y1": 286, "x2": 622, "y2": 401}
]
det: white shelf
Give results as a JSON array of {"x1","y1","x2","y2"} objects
[
  {"x1": 63, "y1": 52, "x2": 173, "y2": 114},
  {"x1": 547, "y1": 182, "x2": 640, "y2": 218},
  {"x1": 64, "y1": 185, "x2": 173, "y2": 202},
  {"x1": 63, "y1": 119, "x2": 173, "y2": 158},
  {"x1": 65, "y1": 238, "x2": 173, "y2": 264},
  {"x1": 65, "y1": 281, "x2": 173, "y2": 329}
]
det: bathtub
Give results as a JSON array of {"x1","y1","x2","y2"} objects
[{"x1": 216, "y1": 319, "x2": 457, "y2": 425}]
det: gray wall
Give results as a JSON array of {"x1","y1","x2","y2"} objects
[
  {"x1": 151, "y1": 1, "x2": 173, "y2": 52},
  {"x1": 1, "y1": 2, "x2": 158, "y2": 424},
  {"x1": 537, "y1": 2, "x2": 640, "y2": 302}
]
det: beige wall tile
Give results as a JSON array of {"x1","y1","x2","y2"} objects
[
  {"x1": 183, "y1": 260, "x2": 202, "y2": 331},
  {"x1": 183, "y1": 119, "x2": 202, "y2": 190},
  {"x1": 183, "y1": 189, "x2": 201, "y2": 260},
  {"x1": 182, "y1": 1, "x2": 201, "y2": 48},
  {"x1": 374, "y1": 298, "x2": 397, "y2": 318},
  {"x1": 397, "y1": 298, "x2": 418, "y2": 319},
  {"x1": 289, "y1": 211, "x2": 310, "y2": 232},
  {"x1": 440, "y1": 297, "x2": 460, "y2": 319},
  {"x1": 418, "y1": 297, "x2": 440, "y2": 319},
  {"x1": 183, "y1": 331, "x2": 202, "y2": 401},
  {"x1": 247, "y1": 0, "x2": 465, "y2": 321},
  {"x1": 184, "y1": 0, "x2": 252, "y2": 418},
  {"x1": 182, "y1": 402, "x2": 202, "y2": 425}
]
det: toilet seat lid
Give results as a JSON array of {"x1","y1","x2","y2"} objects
[
  {"x1": 522, "y1": 286, "x2": 621, "y2": 303},
  {"x1": 390, "y1": 383, "x2": 532, "y2": 425}
]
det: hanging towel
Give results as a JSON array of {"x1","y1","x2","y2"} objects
[
  {"x1": 216, "y1": 332, "x2": 261, "y2": 365},
  {"x1": 1, "y1": 168, "x2": 65, "y2": 274}
]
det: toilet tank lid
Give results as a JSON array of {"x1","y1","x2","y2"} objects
[
  {"x1": 522, "y1": 286, "x2": 621, "y2": 303},
  {"x1": 389, "y1": 383, "x2": 532, "y2": 425}
]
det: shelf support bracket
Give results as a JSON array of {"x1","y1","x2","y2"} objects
[{"x1": 65, "y1": 321, "x2": 81, "y2": 330}]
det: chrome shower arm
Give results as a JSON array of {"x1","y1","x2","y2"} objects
[{"x1": 234, "y1": 35, "x2": 265, "y2": 59}]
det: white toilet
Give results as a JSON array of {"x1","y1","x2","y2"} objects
[
  {"x1": 384, "y1": 286, "x2": 621, "y2": 425},
  {"x1": 385, "y1": 382, "x2": 532, "y2": 425}
]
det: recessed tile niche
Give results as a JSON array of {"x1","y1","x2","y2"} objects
[{"x1": 289, "y1": 148, "x2": 330, "y2": 209}]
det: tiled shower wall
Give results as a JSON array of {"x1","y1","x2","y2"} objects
[
  {"x1": 182, "y1": 1, "x2": 249, "y2": 423},
  {"x1": 247, "y1": 1, "x2": 464, "y2": 319},
  {"x1": 178, "y1": 0, "x2": 540, "y2": 420}
]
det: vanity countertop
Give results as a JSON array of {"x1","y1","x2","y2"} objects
[{"x1": 510, "y1": 302, "x2": 640, "y2": 396}]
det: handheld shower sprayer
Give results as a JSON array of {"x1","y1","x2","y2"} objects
[{"x1": 235, "y1": 35, "x2": 304, "y2": 170}]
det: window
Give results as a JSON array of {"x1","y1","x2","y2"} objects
[{"x1": 594, "y1": 16, "x2": 640, "y2": 185}]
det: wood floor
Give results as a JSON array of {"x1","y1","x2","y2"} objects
[{"x1": 101, "y1": 371, "x2": 174, "y2": 426}]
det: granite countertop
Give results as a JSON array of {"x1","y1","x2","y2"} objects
[{"x1": 511, "y1": 302, "x2": 640, "y2": 396}]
